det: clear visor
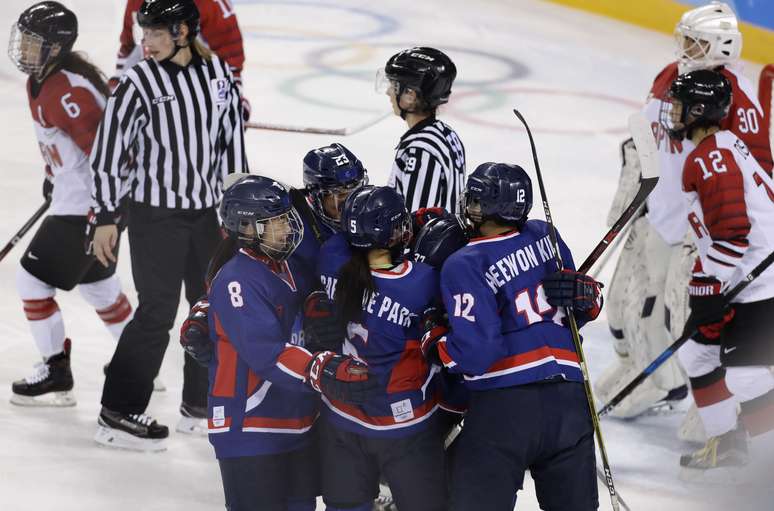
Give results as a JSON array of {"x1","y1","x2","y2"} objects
[
  {"x1": 389, "y1": 214, "x2": 413, "y2": 249},
  {"x1": 8, "y1": 23, "x2": 55, "y2": 77},
  {"x1": 316, "y1": 178, "x2": 367, "y2": 225},
  {"x1": 238, "y1": 209, "x2": 304, "y2": 261},
  {"x1": 374, "y1": 68, "x2": 397, "y2": 95}
]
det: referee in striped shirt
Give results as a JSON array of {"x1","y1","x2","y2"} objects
[
  {"x1": 89, "y1": 0, "x2": 246, "y2": 449},
  {"x1": 378, "y1": 47, "x2": 465, "y2": 214}
]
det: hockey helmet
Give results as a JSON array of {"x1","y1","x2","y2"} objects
[
  {"x1": 661, "y1": 69, "x2": 732, "y2": 141},
  {"x1": 463, "y1": 162, "x2": 533, "y2": 227},
  {"x1": 377, "y1": 47, "x2": 456, "y2": 111},
  {"x1": 9, "y1": 1, "x2": 77, "y2": 78},
  {"x1": 219, "y1": 175, "x2": 304, "y2": 261},
  {"x1": 341, "y1": 186, "x2": 412, "y2": 251},
  {"x1": 138, "y1": 0, "x2": 200, "y2": 42},
  {"x1": 675, "y1": 2, "x2": 741, "y2": 74},
  {"x1": 412, "y1": 214, "x2": 470, "y2": 268}
]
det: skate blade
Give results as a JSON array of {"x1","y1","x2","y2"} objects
[
  {"x1": 152, "y1": 377, "x2": 166, "y2": 392},
  {"x1": 94, "y1": 425, "x2": 167, "y2": 452},
  {"x1": 175, "y1": 416, "x2": 207, "y2": 436},
  {"x1": 10, "y1": 391, "x2": 76, "y2": 407},
  {"x1": 679, "y1": 465, "x2": 745, "y2": 484}
]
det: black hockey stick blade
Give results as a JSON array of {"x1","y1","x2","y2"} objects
[
  {"x1": 0, "y1": 199, "x2": 50, "y2": 263},
  {"x1": 578, "y1": 112, "x2": 659, "y2": 274},
  {"x1": 598, "y1": 248, "x2": 774, "y2": 417}
]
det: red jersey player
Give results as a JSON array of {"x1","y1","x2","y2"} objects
[
  {"x1": 112, "y1": 0, "x2": 250, "y2": 120},
  {"x1": 598, "y1": 2, "x2": 772, "y2": 432},
  {"x1": 7, "y1": 1, "x2": 132, "y2": 406},
  {"x1": 662, "y1": 69, "x2": 774, "y2": 472}
]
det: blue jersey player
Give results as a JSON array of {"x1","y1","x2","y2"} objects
[
  {"x1": 316, "y1": 186, "x2": 447, "y2": 511},
  {"x1": 203, "y1": 176, "x2": 377, "y2": 511},
  {"x1": 420, "y1": 163, "x2": 604, "y2": 511}
]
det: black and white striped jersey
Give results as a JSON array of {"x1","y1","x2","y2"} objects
[
  {"x1": 90, "y1": 51, "x2": 247, "y2": 219},
  {"x1": 388, "y1": 117, "x2": 466, "y2": 213}
]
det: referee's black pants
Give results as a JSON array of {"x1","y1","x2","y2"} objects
[{"x1": 101, "y1": 202, "x2": 220, "y2": 415}]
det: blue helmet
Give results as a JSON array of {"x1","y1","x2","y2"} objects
[
  {"x1": 463, "y1": 162, "x2": 532, "y2": 226},
  {"x1": 341, "y1": 186, "x2": 411, "y2": 251},
  {"x1": 219, "y1": 175, "x2": 304, "y2": 261},
  {"x1": 303, "y1": 143, "x2": 368, "y2": 229},
  {"x1": 412, "y1": 214, "x2": 470, "y2": 268}
]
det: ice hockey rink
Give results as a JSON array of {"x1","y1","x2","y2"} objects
[{"x1": 0, "y1": 0, "x2": 772, "y2": 509}]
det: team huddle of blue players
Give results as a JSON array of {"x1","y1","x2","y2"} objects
[{"x1": 180, "y1": 141, "x2": 605, "y2": 510}]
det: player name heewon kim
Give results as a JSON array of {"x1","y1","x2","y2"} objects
[{"x1": 484, "y1": 234, "x2": 555, "y2": 293}]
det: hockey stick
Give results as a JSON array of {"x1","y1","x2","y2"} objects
[
  {"x1": 597, "y1": 249, "x2": 774, "y2": 418},
  {"x1": 589, "y1": 212, "x2": 638, "y2": 281},
  {"x1": 514, "y1": 109, "x2": 622, "y2": 511},
  {"x1": 246, "y1": 112, "x2": 391, "y2": 136},
  {"x1": 0, "y1": 199, "x2": 50, "y2": 262},
  {"x1": 578, "y1": 113, "x2": 660, "y2": 274}
]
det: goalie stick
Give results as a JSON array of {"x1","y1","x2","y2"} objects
[
  {"x1": 578, "y1": 113, "x2": 660, "y2": 274},
  {"x1": 0, "y1": 199, "x2": 50, "y2": 262},
  {"x1": 246, "y1": 112, "x2": 391, "y2": 136},
  {"x1": 597, "y1": 249, "x2": 774, "y2": 418},
  {"x1": 514, "y1": 109, "x2": 625, "y2": 511}
]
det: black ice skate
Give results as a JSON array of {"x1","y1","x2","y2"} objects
[
  {"x1": 10, "y1": 339, "x2": 75, "y2": 407},
  {"x1": 175, "y1": 401, "x2": 208, "y2": 436},
  {"x1": 680, "y1": 427, "x2": 749, "y2": 470},
  {"x1": 95, "y1": 407, "x2": 169, "y2": 452}
]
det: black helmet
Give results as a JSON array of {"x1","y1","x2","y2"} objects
[
  {"x1": 661, "y1": 69, "x2": 732, "y2": 140},
  {"x1": 381, "y1": 47, "x2": 456, "y2": 110},
  {"x1": 463, "y1": 162, "x2": 533, "y2": 227},
  {"x1": 137, "y1": 0, "x2": 200, "y2": 42},
  {"x1": 8, "y1": 1, "x2": 77, "y2": 77}
]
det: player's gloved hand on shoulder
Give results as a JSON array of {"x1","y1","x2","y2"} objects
[
  {"x1": 303, "y1": 290, "x2": 345, "y2": 352},
  {"x1": 420, "y1": 305, "x2": 449, "y2": 365},
  {"x1": 411, "y1": 207, "x2": 446, "y2": 236},
  {"x1": 543, "y1": 270, "x2": 603, "y2": 320},
  {"x1": 683, "y1": 276, "x2": 734, "y2": 343},
  {"x1": 180, "y1": 298, "x2": 213, "y2": 366},
  {"x1": 306, "y1": 351, "x2": 378, "y2": 405},
  {"x1": 107, "y1": 76, "x2": 120, "y2": 93}
]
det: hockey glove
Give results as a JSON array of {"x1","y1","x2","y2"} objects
[
  {"x1": 420, "y1": 305, "x2": 449, "y2": 365},
  {"x1": 107, "y1": 76, "x2": 120, "y2": 93},
  {"x1": 411, "y1": 207, "x2": 446, "y2": 236},
  {"x1": 543, "y1": 270, "x2": 603, "y2": 321},
  {"x1": 302, "y1": 291, "x2": 345, "y2": 352},
  {"x1": 306, "y1": 351, "x2": 378, "y2": 405},
  {"x1": 180, "y1": 298, "x2": 214, "y2": 366},
  {"x1": 42, "y1": 165, "x2": 53, "y2": 201},
  {"x1": 683, "y1": 276, "x2": 735, "y2": 344}
]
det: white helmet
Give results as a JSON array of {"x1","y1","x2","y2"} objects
[{"x1": 675, "y1": 1, "x2": 742, "y2": 74}]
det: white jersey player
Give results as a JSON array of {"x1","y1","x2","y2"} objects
[
  {"x1": 7, "y1": 2, "x2": 132, "y2": 406},
  {"x1": 661, "y1": 69, "x2": 774, "y2": 471},
  {"x1": 597, "y1": 2, "x2": 772, "y2": 425}
]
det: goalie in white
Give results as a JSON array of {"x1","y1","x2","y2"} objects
[{"x1": 596, "y1": 2, "x2": 772, "y2": 435}]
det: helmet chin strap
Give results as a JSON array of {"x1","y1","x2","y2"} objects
[{"x1": 158, "y1": 25, "x2": 190, "y2": 63}]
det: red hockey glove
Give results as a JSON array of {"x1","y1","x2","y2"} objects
[
  {"x1": 306, "y1": 352, "x2": 378, "y2": 405},
  {"x1": 683, "y1": 276, "x2": 735, "y2": 344},
  {"x1": 302, "y1": 291, "x2": 345, "y2": 352},
  {"x1": 107, "y1": 76, "x2": 120, "y2": 94},
  {"x1": 543, "y1": 270, "x2": 603, "y2": 320},
  {"x1": 411, "y1": 207, "x2": 446, "y2": 235},
  {"x1": 180, "y1": 298, "x2": 213, "y2": 366},
  {"x1": 420, "y1": 305, "x2": 449, "y2": 365}
]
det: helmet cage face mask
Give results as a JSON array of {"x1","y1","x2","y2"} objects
[
  {"x1": 235, "y1": 209, "x2": 304, "y2": 262},
  {"x1": 310, "y1": 176, "x2": 368, "y2": 229},
  {"x1": 8, "y1": 22, "x2": 59, "y2": 77},
  {"x1": 674, "y1": 3, "x2": 742, "y2": 74}
]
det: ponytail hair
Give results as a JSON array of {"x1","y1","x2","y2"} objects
[
  {"x1": 334, "y1": 249, "x2": 375, "y2": 325},
  {"x1": 192, "y1": 39, "x2": 213, "y2": 61},
  {"x1": 206, "y1": 235, "x2": 238, "y2": 288},
  {"x1": 57, "y1": 52, "x2": 110, "y2": 98}
]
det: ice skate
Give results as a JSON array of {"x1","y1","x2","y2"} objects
[
  {"x1": 10, "y1": 339, "x2": 75, "y2": 407},
  {"x1": 679, "y1": 427, "x2": 748, "y2": 482},
  {"x1": 175, "y1": 402, "x2": 207, "y2": 436},
  {"x1": 95, "y1": 407, "x2": 168, "y2": 452}
]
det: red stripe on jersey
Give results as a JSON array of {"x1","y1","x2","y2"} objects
[
  {"x1": 484, "y1": 346, "x2": 579, "y2": 375},
  {"x1": 711, "y1": 242, "x2": 744, "y2": 259},
  {"x1": 23, "y1": 298, "x2": 59, "y2": 321},
  {"x1": 692, "y1": 377, "x2": 733, "y2": 408},
  {"x1": 96, "y1": 293, "x2": 132, "y2": 324},
  {"x1": 327, "y1": 394, "x2": 437, "y2": 427},
  {"x1": 276, "y1": 345, "x2": 312, "y2": 380},
  {"x1": 683, "y1": 141, "x2": 751, "y2": 243},
  {"x1": 387, "y1": 340, "x2": 429, "y2": 394},
  {"x1": 437, "y1": 339, "x2": 455, "y2": 367},
  {"x1": 212, "y1": 313, "x2": 238, "y2": 398},
  {"x1": 242, "y1": 415, "x2": 316, "y2": 431}
]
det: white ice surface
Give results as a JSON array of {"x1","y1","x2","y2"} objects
[{"x1": 0, "y1": 0, "x2": 771, "y2": 509}]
